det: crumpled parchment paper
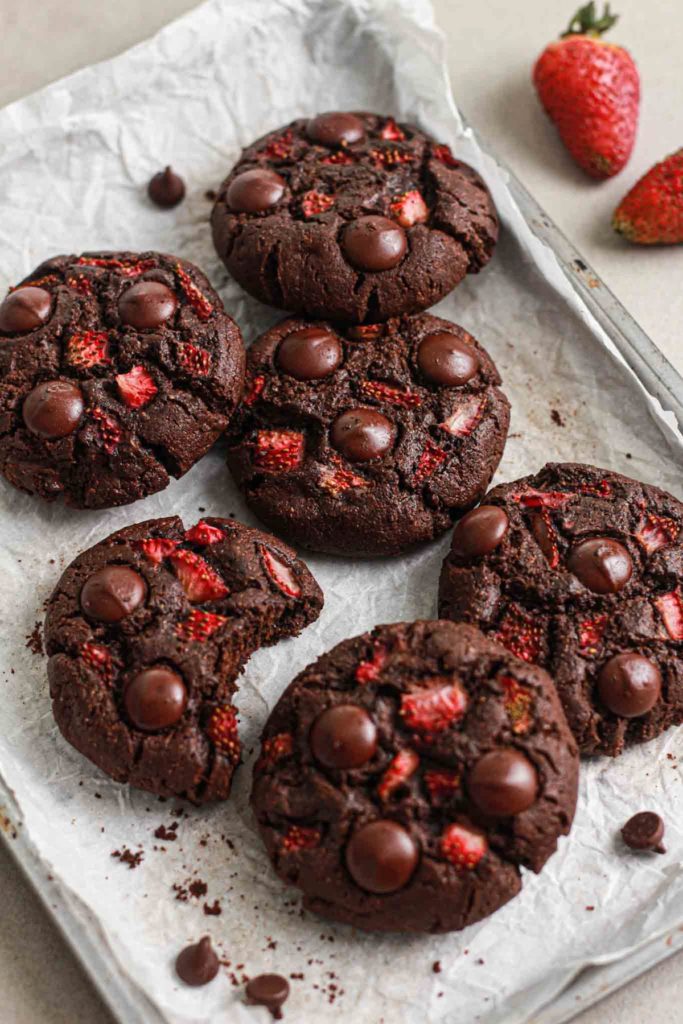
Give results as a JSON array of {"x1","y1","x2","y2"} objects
[{"x1": 0, "y1": 1, "x2": 682, "y2": 1022}]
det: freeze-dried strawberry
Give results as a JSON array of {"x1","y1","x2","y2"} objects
[
  {"x1": 260, "y1": 545, "x2": 301, "y2": 598},
  {"x1": 321, "y1": 151, "x2": 354, "y2": 165},
  {"x1": 253, "y1": 430, "x2": 304, "y2": 473},
  {"x1": 66, "y1": 273, "x2": 94, "y2": 295},
  {"x1": 75, "y1": 256, "x2": 156, "y2": 277},
  {"x1": 432, "y1": 143, "x2": 459, "y2": 168},
  {"x1": 371, "y1": 147, "x2": 413, "y2": 167},
  {"x1": 441, "y1": 823, "x2": 487, "y2": 869},
  {"x1": 176, "y1": 609, "x2": 227, "y2": 642},
  {"x1": 655, "y1": 590, "x2": 683, "y2": 640},
  {"x1": 360, "y1": 380, "x2": 421, "y2": 408},
  {"x1": 500, "y1": 675, "x2": 534, "y2": 734},
  {"x1": 244, "y1": 375, "x2": 266, "y2": 406},
  {"x1": 512, "y1": 488, "x2": 571, "y2": 509},
  {"x1": 115, "y1": 365, "x2": 158, "y2": 409},
  {"x1": 138, "y1": 537, "x2": 179, "y2": 564},
  {"x1": 577, "y1": 479, "x2": 612, "y2": 498},
  {"x1": 377, "y1": 750, "x2": 419, "y2": 801},
  {"x1": 347, "y1": 324, "x2": 385, "y2": 341},
  {"x1": 301, "y1": 190, "x2": 335, "y2": 217},
  {"x1": 390, "y1": 190, "x2": 428, "y2": 228},
  {"x1": 636, "y1": 514, "x2": 679, "y2": 554},
  {"x1": 578, "y1": 614, "x2": 608, "y2": 652},
  {"x1": 91, "y1": 408, "x2": 122, "y2": 454},
  {"x1": 11, "y1": 275, "x2": 58, "y2": 291},
  {"x1": 177, "y1": 342, "x2": 211, "y2": 376},
  {"x1": 169, "y1": 550, "x2": 229, "y2": 603},
  {"x1": 494, "y1": 605, "x2": 542, "y2": 663},
  {"x1": 413, "y1": 439, "x2": 447, "y2": 487},
  {"x1": 319, "y1": 461, "x2": 367, "y2": 496},
  {"x1": 205, "y1": 705, "x2": 240, "y2": 763},
  {"x1": 355, "y1": 643, "x2": 387, "y2": 684},
  {"x1": 174, "y1": 263, "x2": 212, "y2": 320},
  {"x1": 529, "y1": 509, "x2": 559, "y2": 568},
  {"x1": 185, "y1": 520, "x2": 225, "y2": 545},
  {"x1": 440, "y1": 395, "x2": 486, "y2": 437},
  {"x1": 80, "y1": 641, "x2": 113, "y2": 681},
  {"x1": 255, "y1": 732, "x2": 294, "y2": 773},
  {"x1": 379, "y1": 118, "x2": 406, "y2": 141},
  {"x1": 261, "y1": 130, "x2": 293, "y2": 161},
  {"x1": 400, "y1": 680, "x2": 468, "y2": 735},
  {"x1": 280, "y1": 825, "x2": 321, "y2": 852},
  {"x1": 65, "y1": 331, "x2": 109, "y2": 369},
  {"x1": 424, "y1": 769, "x2": 461, "y2": 801}
]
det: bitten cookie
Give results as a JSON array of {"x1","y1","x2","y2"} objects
[
  {"x1": 251, "y1": 620, "x2": 578, "y2": 934},
  {"x1": 44, "y1": 516, "x2": 323, "y2": 802},
  {"x1": 0, "y1": 251, "x2": 245, "y2": 508},
  {"x1": 227, "y1": 314, "x2": 510, "y2": 556},
  {"x1": 438, "y1": 463, "x2": 683, "y2": 756},
  {"x1": 211, "y1": 112, "x2": 497, "y2": 323}
]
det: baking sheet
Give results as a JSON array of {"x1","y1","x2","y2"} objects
[{"x1": 1, "y1": 0, "x2": 683, "y2": 1022}]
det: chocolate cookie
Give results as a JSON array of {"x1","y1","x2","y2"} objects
[
  {"x1": 211, "y1": 112, "x2": 497, "y2": 323},
  {"x1": 0, "y1": 251, "x2": 245, "y2": 508},
  {"x1": 227, "y1": 314, "x2": 510, "y2": 556},
  {"x1": 251, "y1": 620, "x2": 578, "y2": 934},
  {"x1": 44, "y1": 516, "x2": 323, "y2": 802},
  {"x1": 438, "y1": 463, "x2": 683, "y2": 756}
]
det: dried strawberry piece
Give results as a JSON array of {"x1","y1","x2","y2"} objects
[
  {"x1": 75, "y1": 256, "x2": 156, "y2": 277},
  {"x1": 360, "y1": 380, "x2": 421, "y2": 408},
  {"x1": 261, "y1": 130, "x2": 293, "y2": 161},
  {"x1": 168, "y1": 550, "x2": 229, "y2": 603},
  {"x1": 371, "y1": 147, "x2": 413, "y2": 167},
  {"x1": 280, "y1": 825, "x2": 321, "y2": 852},
  {"x1": 377, "y1": 750, "x2": 419, "y2": 801},
  {"x1": 253, "y1": 430, "x2": 304, "y2": 473},
  {"x1": 255, "y1": 732, "x2": 294, "y2": 773},
  {"x1": 400, "y1": 680, "x2": 468, "y2": 735},
  {"x1": 66, "y1": 273, "x2": 94, "y2": 295},
  {"x1": 301, "y1": 190, "x2": 335, "y2": 217},
  {"x1": 529, "y1": 509, "x2": 560, "y2": 568},
  {"x1": 347, "y1": 324, "x2": 385, "y2": 341},
  {"x1": 413, "y1": 439, "x2": 447, "y2": 487},
  {"x1": 91, "y1": 408, "x2": 122, "y2": 454},
  {"x1": 205, "y1": 705, "x2": 240, "y2": 763},
  {"x1": 441, "y1": 823, "x2": 487, "y2": 869},
  {"x1": 65, "y1": 331, "x2": 109, "y2": 369},
  {"x1": 11, "y1": 275, "x2": 58, "y2": 291},
  {"x1": 655, "y1": 590, "x2": 683, "y2": 640},
  {"x1": 244, "y1": 375, "x2": 266, "y2": 406},
  {"x1": 440, "y1": 395, "x2": 486, "y2": 437},
  {"x1": 512, "y1": 488, "x2": 571, "y2": 510},
  {"x1": 424, "y1": 769, "x2": 461, "y2": 801},
  {"x1": 185, "y1": 520, "x2": 225, "y2": 545},
  {"x1": 578, "y1": 479, "x2": 612, "y2": 498},
  {"x1": 176, "y1": 609, "x2": 228, "y2": 642},
  {"x1": 379, "y1": 118, "x2": 406, "y2": 141},
  {"x1": 355, "y1": 643, "x2": 387, "y2": 684},
  {"x1": 500, "y1": 675, "x2": 534, "y2": 734},
  {"x1": 174, "y1": 263, "x2": 212, "y2": 320},
  {"x1": 321, "y1": 151, "x2": 354, "y2": 165},
  {"x1": 636, "y1": 514, "x2": 679, "y2": 554},
  {"x1": 177, "y1": 343, "x2": 211, "y2": 376},
  {"x1": 494, "y1": 605, "x2": 542, "y2": 663},
  {"x1": 390, "y1": 190, "x2": 428, "y2": 228},
  {"x1": 260, "y1": 545, "x2": 301, "y2": 598},
  {"x1": 116, "y1": 365, "x2": 158, "y2": 409},
  {"x1": 319, "y1": 460, "x2": 367, "y2": 496},
  {"x1": 578, "y1": 614, "x2": 607, "y2": 652},
  {"x1": 138, "y1": 537, "x2": 179, "y2": 564},
  {"x1": 432, "y1": 143, "x2": 459, "y2": 168},
  {"x1": 80, "y1": 641, "x2": 113, "y2": 681}
]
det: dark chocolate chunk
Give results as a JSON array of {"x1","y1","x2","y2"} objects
[
  {"x1": 23, "y1": 381, "x2": 84, "y2": 439},
  {"x1": 450, "y1": 506, "x2": 509, "y2": 558},
  {"x1": 118, "y1": 280, "x2": 178, "y2": 330},
  {"x1": 342, "y1": 216, "x2": 407, "y2": 272},
  {"x1": 306, "y1": 111, "x2": 365, "y2": 146},
  {"x1": 467, "y1": 748, "x2": 538, "y2": 817},
  {"x1": 227, "y1": 169, "x2": 285, "y2": 213},
  {"x1": 567, "y1": 537, "x2": 633, "y2": 594},
  {"x1": 276, "y1": 327, "x2": 342, "y2": 380},
  {"x1": 417, "y1": 331, "x2": 480, "y2": 386},
  {"x1": 245, "y1": 974, "x2": 290, "y2": 1019},
  {"x1": 309, "y1": 704, "x2": 377, "y2": 769},
  {"x1": 597, "y1": 653, "x2": 662, "y2": 718},
  {"x1": 80, "y1": 566, "x2": 147, "y2": 623},
  {"x1": 345, "y1": 820, "x2": 419, "y2": 894},
  {"x1": 148, "y1": 167, "x2": 186, "y2": 209},
  {"x1": 621, "y1": 811, "x2": 666, "y2": 853},
  {"x1": 330, "y1": 407, "x2": 395, "y2": 462},
  {"x1": 0, "y1": 286, "x2": 52, "y2": 333},
  {"x1": 175, "y1": 936, "x2": 219, "y2": 986}
]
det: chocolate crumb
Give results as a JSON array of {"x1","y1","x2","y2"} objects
[
  {"x1": 550, "y1": 408, "x2": 565, "y2": 427},
  {"x1": 205, "y1": 189, "x2": 217, "y2": 201},
  {"x1": 432, "y1": 960, "x2": 442, "y2": 974},
  {"x1": 25, "y1": 622, "x2": 43, "y2": 656},
  {"x1": 203, "y1": 900, "x2": 222, "y2": 916},
  {"x1": 111, "y1": 847, "x2": 143, "y2": 869}
]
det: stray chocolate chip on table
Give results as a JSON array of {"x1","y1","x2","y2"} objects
[{"x1": 621, "y1": 812, "x2": 666, "y2": 853}]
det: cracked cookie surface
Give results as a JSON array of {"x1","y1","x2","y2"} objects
[
  {"x1": 251, "y1": 620, "x2": 578, "y2": 934},
  {"x1": 210, "y1": 112, "x2": 498, "y2": 323},
  {"x1": 0, "y1": 251, "x2": 245, "y2": 508},
  {"x1": 438, "y1": 463, "x2": 683, "y2": 756},
  {"x1": 227, "y1": 313, "x2": 510, "y2": 556},
  {"x1": 44, "y1": 516, "x2": 323, "y2": 802}
]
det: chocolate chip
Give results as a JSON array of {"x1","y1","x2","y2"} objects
[
  {"x1": 467, "y1": 748, "x2": 538, "y2": 816},
  {"x1": 118, "y1": 280, "x2": 178, "y2": 330},
  {"x1": 175, "y1": 936, "x2": 219, "y2": 986},
  {"x1": 567, "y1": 537, "x2": 633, "y2": 593},
  {"x1": 345, "y1": 820, "x2": 418, "y2": 893},
  {"x1": 0, "y1": 287, "x2": 53, "y2": 334},
  {"x1": 276, "y1": 327, "x2": 342, "y2": 381},
  {"x1": 80, "y1": 566, "x2": 147, "y2": 623},
  {"x1": 342, "y1": 216, "x2": 407, "y2": 271},
  {"x1": 227, "y1": 169, "x2": 285, "y2": 213},
  {"x1": 309, "y1": 704, "x2": 377, "y2": 769},
  {"x1": 330, "y1": 407, "x2": 394, "y2": 462},
  {"x1": 621, "y1": 811, "x2": 666, "y2": 853},
  {"x1": 306, "y1": 111, "x2": 365, "y2": 147},
  {"x1": 22, "y1": 380, "x2": 84, "y2": 439},
  {"x1": 598, "y1": 653, "x2": 662, "y2": 718},
  {"x1": 123, "y1": 666, "x2": 188, "y2": 732},
  {"x1": 417, "y1": 332, "x2": 480, "y2": 386},
  {"x1": 245, "y1": 974, "x2": 290, "y2": 1019},
  {"x1": 147, "y1": 167, "x2": 186, "y2": 209},
  {"x1": 451, "y1": 506, "x2": 509, "y2": 558}
]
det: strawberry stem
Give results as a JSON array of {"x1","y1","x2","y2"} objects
[{"x1": 561, "y1": 1, "x2": 618, "y2": 37}]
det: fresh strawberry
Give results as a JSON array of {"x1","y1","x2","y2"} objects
[
  {"x1": 613, "y1": 150, "x2": 683, "y2": 244},
  {"x1": 655, "y1": 590, "x2": 683, "y2": 640},
  {"x1": 321, "y1": 151, "x2": 354, "y2": 166},
  {"x1": 90, "y1": 408, "x2": 122, "y2": 454},
  {"x1": 185, "y1": 520, "x2": 225, "y2": 545},
  {"x1": 176, "y1": 609, "x2": 227, "y2": 642},
  {"x1": 360, "y1": 380, "x2": 421, "y2": 408},
  {"x1": 168, "y1": 550, "x2": 229, "y2": 603},
  {"x1": 346, "y1": 324, "x2": 385, "y2": 341},
  {"x1": 441, "y1": 822, "x2": 487, "y2": 870},
  {"x1": 355, "y1": 643, "x2": 387, "y2": 684},
  {"x1": 319, "y1": 461, "x2": 367, "y2": 496},
  {"x1": 255, "y1": 732, "x2": 293, "y2": 773},
  {"x1": 400, "y1": 681, "x2": 468, "y2": 735},
  {"x1": 432, "y1": 143, "x2": 459, "y2": 168},
  {"x1": 244, "y1": 375, "x2": 266, "y2": 406},
  {"x1": 529, "y1": 509, "x2": 560, "y2": 568},
  {"x1": 301, "y1": 191, "x2": 335, "y2": 217},
  {"x1": 500, "y1": 675, "x2": 534, "y2": 734},
  {"x1": 533, "y1": 3, "x2": 639, "y2": 179},
  {"x1": 379, "y1": 118, "x2": 406, "y2": 141},
  {"x1": 440, "y1": 395, "x2": 486, "y2": 437},
  {"x1": 513, "y1": 488, "x2": 571, "y2": 510},
  {"x1": 138, "y1": 537, "x2": 179, "y2": 564},
  {"x1": 65, "y1": 331, "x2": 109, "y2": 368},
  {"x1": 66, "y1": 273, "x2": 94, "y2": 295},
  {"x1": 390, "y1": 190, "x2": 428, "y2": 228},
  {"x1": 371, "y1": 147, "x2": 413, "y2": 168},
  {"x1": 177, "y1": 343, "x2": 211, "y2": 376},
  {"x1": 424, "y1": 768, "x2": 460, "y2": 802},
  {"x1": 578, "y1": 613, "x2": 608, "y2": 651},
  {"x1": 261, "y1": 130, "x2": 294, "y2": 161},
  {"x1": 260, "y1": 546, "x2": 301, "y2": 598},
  {"x1": 174, "y1": 263, "x2": 212, "y2": 320},
  {"x1": 635, "y1": 513, "x2": 679, "y2": 553},
  {"x1": 578, "y1": 478, "x2": 612, "y2": 498},
  {"x1": 115, "y1": 365, "x2": 158, "y2": 409},
  {"x1": 377, "y1": 750, "x2": 419, "y2": 801},
  {"x1": 280, "y1": 825, "x2": 321, "y2": 852},
  {"x1": 205, "y1": 705, "x2": 240, "y2": 763},
  {"x1": 80, "y1": 641, "x2": 113, "y2": 681},
  {"x1": 253, "y1": 430, "x2": 304, "y2": 473},
  {"x1": 494, "y1": 605, "x2": 543, "y2": 663},
  {"x1": 413, "y1": 440, "x2": 447, "y2": 487},
  {"x1": 76, "y1": 256, "x2": 156, "y2": 276}
]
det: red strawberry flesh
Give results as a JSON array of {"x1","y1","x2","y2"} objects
[
  {"x1": 116, "y1": 365, "x2": 158, "y2": 409},
  {"x1": 400, "y1": 680, "x2": 468, "y2": 734},
  {"x1": 169, "y1": 549, "x2": 228, "y2": 603},
  {"x1": 441, "y1": 822, "x2": 487, "y2": 869}
]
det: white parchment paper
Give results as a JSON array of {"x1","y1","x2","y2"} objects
[{"x1": 1, "y1": 1, "x2": 683, "y2": 1022}]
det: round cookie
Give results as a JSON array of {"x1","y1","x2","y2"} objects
[
  {"x1": 0, "y1": 251, "x2": 245, "y2": 508},
  {"x1": 438, "y1": 463, "x2": 683, "y2": 756},
  {"x1": 251, "y1": 620, "x2": 578, "y2": 934},
  {"x1": 211, "y1": 112, "x2": 498, "y2": 323},
  {"x1": 44, "y1": 516, "x2": 323, "y2": 802},
  {"x1": 227, "y1": 314, "x2": 510, "y2": 556}
]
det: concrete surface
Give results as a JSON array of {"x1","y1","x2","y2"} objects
[{"x1": 0, "y1": 1, "x2": 681, "y2": 1021}]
